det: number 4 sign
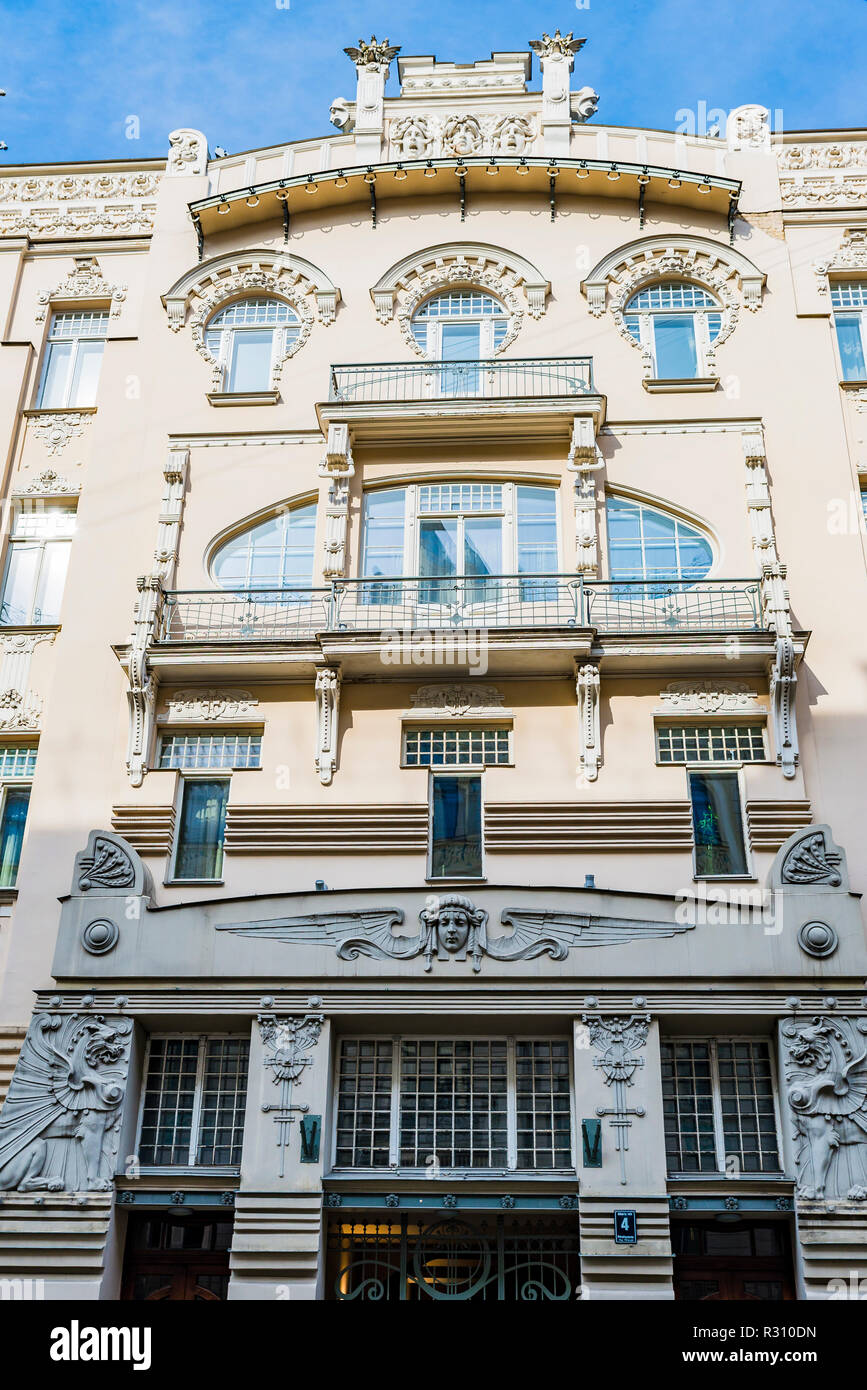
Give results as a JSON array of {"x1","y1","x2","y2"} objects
[{"x1": 614, "y1": 1209, "x2": 638, "y2": 1244}]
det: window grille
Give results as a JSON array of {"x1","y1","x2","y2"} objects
[
  {"x1": 414, "y1": 292, "x2": 507, "y2": 318},
  {"x1": 48, "y1": 310, "x2": 109, "y2": 338},
  {"x1": 831, "y1": 281, "x2": 867, "y2": 309},
  {"x1": 656, "y1": 723, "x2": 766, "y2": 763},
  {"x1": 334, "y1": 1037, "x2": 573, "y2": 1170},
  {"x1": 403, "y1": 727, "x2": 510, "y2": 767},
  {"x1": 0, "y1": 744, "x2": 37, "y2": 778},
  {"x1": 138, "y1": 1036, "x2": 249, "y2": 1167},
  {"x1": 661, "y1": 1039, "x2": 780, "y2": 1174},
  {"x1": 206, "y1": 297, "x2": 299, "y2": 328},
  {"x1": 158, "y1": 730, "x2": 262, "y2": 769},
  {"x1": 627, "y1": 283, "x2": 719, "y2": 311},
  {"x1": 418, "y1": 483, "x2": 503, "y2": 513}
]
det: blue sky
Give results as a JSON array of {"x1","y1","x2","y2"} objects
[{"x1": 2, "y1": 0, "x2": 866, "y2": 166}]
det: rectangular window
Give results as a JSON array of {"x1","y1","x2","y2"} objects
[
  {"x1": 835, "y1": 314, "x2": 867, "y2": 381},
  {"x1": 653, "y1": 314, "x2": 699, "y2": 378},
  {"x1": 689, "y1": 770, "x2": 748, "y2": 877},
  {"x1": 227, "y1": 328, "x2": 273, "y2": 392},
  {"x1": 661, "y1": 1039, "x2": 780, "y2": 1175},
  {"x1": 0, "y1": 504, "x2": 76, "y2": 626},
  {"x1": 0, "y1": 786, "x2": 30, "y2": 888},
  {"x1": 430, "y1": 773, "x2": 482, "y2": 878},
  {"x1": 173, "y1": 778, "x2": 229, "y2": 880},
  {"x1": 334, "y1": 1037, "x2": 572, "y2": 1170},
  {"x1": 404, "y1": 726, "x2": 510, "y2": 767},
  {"x1": 138, "y1": 1036, "x2": 249, "y2": 1167},
  {"x1": 158, "y1": 730, "x2": 262, "y2": 770},
  {"x1": 38, "y1": 311, "x2": 108, "y2": 408},
  {"x1": 0, "y1": 744, "x2": 37, "y2": 778},
  {"x1": 656, "y1": 723, "x2": 766, "y2": 764}
]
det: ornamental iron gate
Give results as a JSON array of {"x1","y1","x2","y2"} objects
[{"x1": 326, "y1": 1214, "x2": 580, "y2": 1301}]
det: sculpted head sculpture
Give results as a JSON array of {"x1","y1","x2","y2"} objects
[{"x1": 419, "y1": 894, "x2": 488, "y2": 969}]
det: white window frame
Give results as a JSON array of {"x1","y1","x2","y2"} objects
[
  {"x1": 402, "y1": 724, "x2": 513, "y2": 768},
  {"x1": 204, "y1": 298, "x2": 299, "y2": 394},
  {"x1": 157, "y1": 728, "x2": 263, "y2": 771},
  {"x1": 0, "y1": 751, "x2": 34, "y2": 891},
  {"x1": 686, "y1": 765, "x2": 753, "y2": 881},
  {"x1": 169, "y1": 771, "x2": 231, "y2": 884},
  {"x1": 0, "y1": 502, "x2": 77, "y2": 627},
  {"x1": 654, "y1": 719, "x2": 769, "y2": 767},
  {"x1": 624, "y1": 284, "x2": 721, "y2": 380},
  {"x1": 411, "y1": 291, "x2": 509, "y2": 359},
  {"x1": 661, "y1": 1035, "x2": 784, "y2": 1178},
  {"x1": 427, "y1": 767, "x2": 485, "y2": 882},
  {"x1": 830, "y1": 280, "x2": 867, "y2": 383},
  {"x1": 362, "y1": 481, "x2": 561, "y2": 580},
  {"x1": 134, "y1": 1031, "x2": 250, "y2": 1171},
  {"x1": 36, "y1": 310, "x2": 109, "y2": 408},
  {"x1": 330, "y1": 1034, "x2": 577, "y2": 1174}
]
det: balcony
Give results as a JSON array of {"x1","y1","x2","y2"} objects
[
  {"x1": 328, "y1": 357, "x2": 594, "y2": 402},
  {"x1": 318, "y1": 357, "x2": 604, "y2": 444},
  {"x1": 158, "y1": 577, "x2": 763, "y2": 641}
]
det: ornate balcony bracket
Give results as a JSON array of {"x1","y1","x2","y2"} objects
[
  {"x1": 126, "y1": 575, "x2": 164, "y2": 787},
  {"x1": 769, "y1": 634, "x2": 799, "y2": 779},
  {"x1": 576, "y1": 661, "x2": 601, "y2": 783},
  {"x1": 314, "y1": 665, "x2": 341, "y2": 785},
  {"x1": 319, "y1": 423, "x2": 355, "y2": 580}
]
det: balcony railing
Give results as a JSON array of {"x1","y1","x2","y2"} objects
[
  {"x1": 328, "y1": 356, "x2": 594, "y2": 402},
  {"x1": 157, "y1": 577, "x2": 763, "y2": 643}
]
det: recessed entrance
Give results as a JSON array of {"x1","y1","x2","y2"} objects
[
  {"x1": 326, "y1": 1213, "x2": 580, "y2": 1301},
  {"x1": 672, "y1": 1218, "x2": 795, "y2": 1300},
  {"x1": 121, "y1": 1212, "x2": 233, "y2": 1301}
]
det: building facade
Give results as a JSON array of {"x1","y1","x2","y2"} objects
[{"x1": 0, "y1": 33, "x2": 866, "y2": 1301}]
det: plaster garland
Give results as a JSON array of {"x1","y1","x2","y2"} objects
[
  {"x1": 814, "y1": 229, "x2": 867, "y2": 294},
  {"x1": 35, "y1": 256, "x2": 126, "y2": 322}
]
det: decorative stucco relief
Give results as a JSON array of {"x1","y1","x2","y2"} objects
[
  {"x1": 167, "y1": 129, "x2": 208, "y2": 176},
  {"x1": 781, "y1": 1015, "x2": 867, "y2": 1201},
  {"x1": 656, "y1": 679, "x2": 761, "y2": 714},
  {"x1": 160, "y1": 690, "x2": 259, "y2": 722},
  {"x1": 13, "y1": 467, "x2": 81, "y2": 497},
  {"x1": 35, "y1": 256, "x2": 126, "y2": 321},
  {"x1": 408, "y1": 683, "x2": 505, "y2": 716},
  {"x1": 259, "y1": 1013, "x2": 325, "y2": 1178},
  {"x1": 0, "y1": 171, "x2": 159, "y2": 239},
  {"x1": 387, "y1": 112, "x2": 537, "y2": 159},
  {"x1": 29, "y1": 412, "x2": 89, "y2": 456},
  {"x1": 582, "y1": 1013, "x2": 650, "y2": 1185},
  {"x1": 814, "y1": 229, "x2": 867, "y2": 293},
  {"x1": 217, "y1": 895, "x2": 694, "y2": 973},
  {"x1": 0, "y1": 1012, "x2": 132, "y2": 1192}
]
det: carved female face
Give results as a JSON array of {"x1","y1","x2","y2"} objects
[{"x1": 438, "y1": 906, "x2": 470, "y2": 952}]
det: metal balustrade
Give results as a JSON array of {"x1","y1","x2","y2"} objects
[
  {"x1": 328, "y1": 356, "x2": 594, "y2": 402},
  {"x1": 156, "y1": 577, "x2": 764, "y2": 642}
]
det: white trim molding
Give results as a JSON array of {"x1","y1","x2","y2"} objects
[
  {"x1": 576, "y1": 661, "x2": 601, "y2": 783},
  {"x1": 315, "y1": 666, "x2": 341, "y2": 785},
  {"x1": 35, "y1": 256, "x2": 126, "y2": 322},
  {"x1": 369, "y1": 241, "x2": 551, "y2": 352},
  {"x1": 814, "y1": 228, "x2": 867, "y2": 294},
  {"x1": 581, "y1": 235, "x2": 765, "y2": 380},
  {"x1": 161, "y1": 251, "x2": 340, "y2": 390}
]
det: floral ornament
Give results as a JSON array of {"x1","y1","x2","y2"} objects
[{"x1": 183, "y1": 266, "x2": 315, "y2": 390}]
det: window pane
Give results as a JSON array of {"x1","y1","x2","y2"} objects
[
  {"x1": 717, "y1": 1041, "x2": 780, "y2": 1173},
  {"x1": 33, "y1": 541, "x2": 71, "y2": 624},
  {"x1": 606, "y1": 498, "x2": 712, "y2": 584},
  {"x1": 212, "y1": 504, "x2": 316, "y2": 590},
  {"x1": 660, "y1": 1041, "x2": 717, "y2": 1173},
  {"x1": 419, "y1": 519, "x2": 458, "y2": 580},
  {"x1": 399, "y1": 1040, "x2": 509, "y2": 1168},
  {"x1": 335, "y1": 1039, "x2": 394, "y2": 1167},
  {"x1": 0, "y1": 787, "x2": 29, "y2": 887},
  {"x1": 653, "y1": 314, "x2": 698, "y2": 378},
  {"x1": 196, "y1": 1038, "x2": 249, "y2": 1166},
  {"x1": 159, "y1": 730, "x2": 262, "y2": 770},
  {"x1": 227, "y1": 328, "x2": 273, "y2": 392},
  {"x1": 362, "y1": 489, "x2": 406, "y2": 580},
  {"x1": 835, "y1": 315, "x2": 867, "y2": 381},
  {"x1": 404, "y1": 727, "x2": 510, "y2": 767},
  {"x1": 38, "y1": 340, "x2": 73, "y2": 407},
  {"x1": 0, "y1": 546, "x2": 40, "y2": 624},
  {"x1": 68, "y1": 339, "x2": 105, "y2": 406},
  {"x1": 690, "y1": 771, "x2": 747, "y2": 877},
  {"x1": 0, "y1": 745, "x2": 37, "y2": 778},
  {"x1": 175, "y1": 779, "x2": 229, "y2": 880},
  {"x1": 431, "y1": 775, "x2": 482, "y2": 879},
  {"x1": 516, "y1": 486, "x2": 558, "y2": 574},
  {"x1": 138, "y1": 1038, "x2": 200, "y2": 1166},
  {"x1": 464, "y1": 516, "x2": 501, "y2": 578}
]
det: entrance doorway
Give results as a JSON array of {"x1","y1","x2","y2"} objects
[
  {"x1": 672, "y1": 1219, "x2": 795, "y2": 1300},
  {"x1": 121, "y1": 1212, "x2": 233, "y2": 1301}
]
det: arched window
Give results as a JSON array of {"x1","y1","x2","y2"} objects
[
  {"x1": 623, "y1": 282, "x2": 722, "y2": 380},
  {"x1": 211, "y1": 503, "x2": 316, "y2": 591},
  {"x1": 606, "y1": 497, "x2": 713, "y2": 584},
  {"x1": 411, "y1": 291, "x2": 508, "y2": 394},
  {"x1": 831, "y1": 281, "x2": 867, "y2": 381},
  {"x1": 204, "y1": 297, "x2": 301, "y2": 394}
]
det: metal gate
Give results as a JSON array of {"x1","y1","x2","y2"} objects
[{"x1": 326, "y1": 1213, "x2": 580, "y2": 1301}]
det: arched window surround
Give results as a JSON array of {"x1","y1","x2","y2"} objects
[
  {"x1": 370, "y1": 242, "x2": 551, "y2": 356},
  {"x1": 161, "y1": 251, "x2": 340, "y2": 391},
  {"x1": 581, "y1": 235, "x2": 765, "y2": 381}
]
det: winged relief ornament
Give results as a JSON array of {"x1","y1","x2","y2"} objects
[{"x1": 217, "y1": 896, "x2": 693, "y2": 973}]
